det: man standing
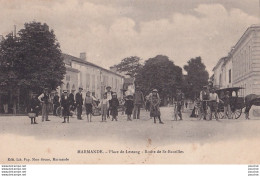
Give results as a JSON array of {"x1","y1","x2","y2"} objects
[
  {"x1": 38, "y1": 88, "x2": 51, "y2": 121},
  {"x1": 133, "y1": 86, "x2": 144, "y2": 119},
  {"x1": 200, "y1": 86, "x2": 210, "y2": 120},
  {"x1": 209, "y1": 88, "x2": 219, "y2": 121},
  {"x1": 175, "y1": 88, "x2": 184, "y2": 120},
  {"x1": 105, "y1": 86, "x2": 113, "y2": 118},
  {"x1": 75, "y1": 87, "x2": 83, "y2": 120}
]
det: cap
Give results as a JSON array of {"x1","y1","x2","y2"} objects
[
  {"x1": 152, "y1": 89, "x2": 158, "y2": 92},
  {"x1": 112, "y1": 92, "x2": 117, "y2": 95}
]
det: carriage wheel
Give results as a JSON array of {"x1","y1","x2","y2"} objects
[
  {"x1": 231, "y1": 108, "x2": 242, "y2": 119},
  {"x1": 217, "y1": 111, "x2": 224, "y2": 119}
]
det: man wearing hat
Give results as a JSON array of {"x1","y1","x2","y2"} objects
[
  {"x1": 75, "y1": 86, "x2": 83, "y2": 120},
  {"x1": 105, "y1": 86, "x2": 113, "y2": 118},
  {"x1": 38, "y1": 87, "x2": 51, "y2": 121},
  {"x1": 200, "y1": 85, "x2": 210, "y2": 120},
  {"x1": 133, "y1": 86, "x2": 144, "y2": 119}
]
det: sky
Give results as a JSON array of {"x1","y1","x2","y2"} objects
[{"x1": 0, "y1": 0, "x2": 260, "y2": 74}]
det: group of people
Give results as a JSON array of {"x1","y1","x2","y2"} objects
[
  {"x1": 27, "y1": 85, "x2": 166, "y2": 125},
  {"x1": 192, "y1": 85, "x2": 232, "y2": 120}
]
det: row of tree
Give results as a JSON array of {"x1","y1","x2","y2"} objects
[{"x1": 112, "y1": 55, "x2": 209, "y2": 102}]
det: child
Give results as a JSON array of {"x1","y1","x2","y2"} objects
[
  {"x1": 99, "y1": 93, "x2": 109, "y2": 122},
  {"x1": 110, "y1": 93, "x2": 119, "y2": 121},
  {"x1": 85, "y1": 91, "x2": 95, "y2": 122},
  {"x1": 60, "y1": 90, "x2": 70, "y2": 123},
  {"x1": 124, "y1": 95, "x2": 134, "y2": 121},
  {"x1": 194, "y1": 97, "x2": 201, "y2": 119},
  {"x1": 29, "y1": 94, "x2": 41, "y2": 124}
]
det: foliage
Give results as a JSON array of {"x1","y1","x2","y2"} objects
[
  {"x1": 0, "y1": 21, "x2": 66, "y2": 93},
  {"x1": 183, "y1": 56, "x2": 209, "y2": 100},
  {"x1": 112, "y1": 56, "x2": 142, "y2": 77},
  {"x1": 135, "y1": 55, "x2": 183, "y2": 100}
]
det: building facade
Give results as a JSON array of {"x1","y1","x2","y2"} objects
[
  {"x1": 231, "y1": 25, "x2": 260, "y2": 97},
  {"x1": 213, "y1": 25, "x2": 260, "y2": 97},
  {"x1": 62, "y1": 53, "x2": 124, "y2": 100}
]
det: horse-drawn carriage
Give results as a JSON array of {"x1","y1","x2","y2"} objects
[{"x1": 215, "y1": 87, "x2": 245, "y2": 119}]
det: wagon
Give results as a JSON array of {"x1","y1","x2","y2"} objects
[{"x1": 215, "y1": 87, "x2": 245, "y2": 119}]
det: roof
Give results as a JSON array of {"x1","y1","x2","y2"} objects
[
  {"x1": 230, "y1": 24, "x2": 260, "y2": 56},
  {"x1": 215, "y1": 87, "x2": 244, "y2": 93},
  {"x1": 212, "y1": 57, "x2": 228, "y2": 71},
  {"x1": 62, "y1": 53, "x2": 124, "y2": 78}
]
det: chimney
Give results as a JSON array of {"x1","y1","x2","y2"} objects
[{"x1": 80, "y1": 52, "x2": 87, "y2": 61}]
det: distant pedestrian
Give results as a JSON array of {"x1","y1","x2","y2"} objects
[
  {"x1": 222, "y1": 91, "x2": 231, "y2": 119},
  {"x1": 110, "y1": 93, "x2": 119, "y2": 121},
  {"x1": 133, "y1": 86, "x2": 144, "y2": 119},
  {"x1": 85, "y1": 91, "x2": 95, "y2": 122},
  {"x1": 194, "y1": 98, "x2": 201, "y2": 119},
  {"x1": 60, "y1": 90, "x2": 70, "y2": 123},
  {"x1": 105, "y1": 86, "x2": 113, "y2": 118},
  {"x1": 53, "y1": 91, "x2": 60, "y2": 116},
  {"x1": 2, "y1": 94, "x2": 9, "y2": 114},
  {"x1": 145, "y1": 95, "x2": 150, "y2": 112},
  {"x1": 38, "y1": 88, "x2": 51, "y2": 122},
  {"x1": 99, "y1": 93, "x2": 110, "y2": 122},
  {"x1": 29, "y1": 94, "x2": 41, "y2": 124},
  {"x1": 185, "y1": 101, "x2": 188, "y2": 109},
  {"x1": 149, "y1": 89, "x2": 163, "y2": 124},
  {"x1": 75, "y1": 87, "x2": 83, "y2": 120},
  {"x1": 124, "y1": 95, "x2": 134, "y2": 121}
]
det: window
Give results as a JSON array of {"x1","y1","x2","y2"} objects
[{"x1": 229, "y1": 69, "x2": 231, "y2": 83}]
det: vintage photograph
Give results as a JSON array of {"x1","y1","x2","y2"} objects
[{"x1": 0, "y1": 0, "x2": 260, "y2": 164}]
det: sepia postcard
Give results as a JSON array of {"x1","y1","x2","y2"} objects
[{"x1": 0, "y1": 0, "x2": 260, "y2": 165}]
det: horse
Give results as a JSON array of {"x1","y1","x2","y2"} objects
[{"x1": 244, "y1": 94, "x2": 260, "y2": 119}]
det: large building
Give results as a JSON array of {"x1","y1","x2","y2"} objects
[
  {"x1": 213, "y1": 24, "x2": 260, "y2": 97},
  {"x1": 62, "y1": 53, "x2": 124, "y2": 99}
]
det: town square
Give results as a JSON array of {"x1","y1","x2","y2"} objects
[{"x1": 1, "y1": 0, "x2": 260, "y2": 166}]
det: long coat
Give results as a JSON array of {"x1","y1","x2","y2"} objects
[{"x1": 61, "y1": 95, "x2": 70, "y2": 117}]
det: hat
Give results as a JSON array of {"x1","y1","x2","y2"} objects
[
  {"x1": 152, "y1": 89, "x2": 158, "y2": 92},
  {"x1": 203, "y1": 86, "x2": 207, "y2": 89},
  {"x1": 79, "y1": 86, "x2": 83, "y2": 90},
  {"x1": 44, "y1": 87, "x2": 49, "y2": 90},
  {"x1": 106, "y1": 86, "x2": 112, "y2": 90},
  {"x1": 63, "y1": 90, "x2": 68, "y2": 93},
  {"x1": 112, "y1": 92, "x2": 117, "y2": 96}
]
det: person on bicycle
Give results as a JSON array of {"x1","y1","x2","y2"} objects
[
  {"x1": 200, "y1": 86, "x2": 210, "y2": 120},
  {"x1": 209, "y1": 88, "x2": 220, "y2": 121}
]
